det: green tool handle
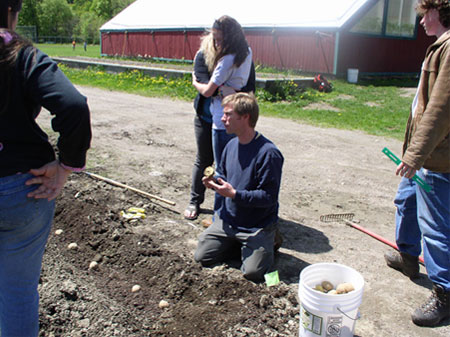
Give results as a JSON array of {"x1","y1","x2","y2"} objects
[{"x1": 382, "y1": 147, "x2": 432, "y2": 192}]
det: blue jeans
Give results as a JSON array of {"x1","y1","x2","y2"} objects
[
  {"x1": 395, "y1": 170, "x2": 450, "y2": 290},
  {"x1": 0, "y1": 173, "x2": 55, "y2": 337},
  {"x1": 416, "y1": 169, "x2": 450, "y2": 290},
  {"x1": 212, "y1": 129, "x2": 235, "y2": 211},
  {"x1": 394, "y1": 177, "x2": 422, "y2": 256},
  {"x1": 212, "y1": 128, "x2": 235, "y2": 168}
]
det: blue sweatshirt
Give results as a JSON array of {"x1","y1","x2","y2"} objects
[{"x1": 216, "y1": 132, "x2": 284, "y2": 230}]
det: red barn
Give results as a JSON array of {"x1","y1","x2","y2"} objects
[{"x1": 100, "y1": 0, "x2": 434, "y2": 76}]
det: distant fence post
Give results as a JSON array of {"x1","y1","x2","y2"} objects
[{"x1": 15, "y1": 26, "x2": 37, "y2": 42}]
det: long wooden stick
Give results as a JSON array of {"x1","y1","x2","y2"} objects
[{"x1": 84, "y1": 171, "x2": 176, "y2": 206}]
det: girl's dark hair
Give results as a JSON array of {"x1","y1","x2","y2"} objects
[
  {"x1": 212, "y1": 15, "x2": 249, "y2": 69},
  {"x1": 416, "y1": 0, "x2": 450, "y2": 28},
  {"x1": 0, "y1": 0, "x2": 23, "y2": 28},
  {"x1": 0, "y1": 28, "x2": 32, "y2": 115}
]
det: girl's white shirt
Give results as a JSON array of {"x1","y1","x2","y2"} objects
[{"x1": 210, "y1": 48, "x2": 253, "y2": 129}]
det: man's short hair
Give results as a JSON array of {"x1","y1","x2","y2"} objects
[
  {"x1": 222, "y1": 92, "x2": 259, "y2": 128},
  {"x1": 416, "y1": 0, "x2": 450, "y2": 28}
]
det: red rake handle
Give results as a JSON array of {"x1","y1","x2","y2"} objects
[{"x1": 344, "y1": 220, "x2": 425, "y2": 265}]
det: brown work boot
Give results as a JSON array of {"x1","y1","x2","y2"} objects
[
  {"x1": 384, "y1": 250, "x2": 420, "y2": 279},
  {"x1": 412, "y1": 284, "x2": 450, "y2": 327}
]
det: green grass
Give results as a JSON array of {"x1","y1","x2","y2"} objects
[
  {"x1": 40, "y1": 44, "x2": 416, "y2": 140},
  {"x1": 259, "y1": 80, "x2": 413, "y2": 138},
  {"x1": 59, "y1": 65, "x2": 197, "y2": 100},
  {"x1": 36, "y1": 43, "x2": 101, "y2": 58}
]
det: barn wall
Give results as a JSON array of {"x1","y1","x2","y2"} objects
[
  {"x1": 101, "y1": 29, "x2": 335, "y2": 74},
  {"x1": 101, "y1": 31, "x2": 204, "y2": 60},
  {"x1": 101, "y1": 27, "x2": 434, "y2": 75},
  {"x1": 337, "y1": 27, "x2": 435, "y2": 75},
  {"x1": 245, "y1": 30, "x2": 335, "y2": 74}
]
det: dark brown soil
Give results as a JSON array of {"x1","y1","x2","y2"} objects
[
  {"x1": 39, "y1": 174, "x2": 299, "y2": 337},
  {"x1": 35, "y1": 86, "x2": 449, "y2": 337}
]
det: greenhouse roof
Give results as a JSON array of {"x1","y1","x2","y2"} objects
[{"x1": 101, "y1": 0, "x2": 373, "y2": 31}]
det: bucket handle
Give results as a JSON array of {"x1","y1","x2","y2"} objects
[{"x1": 336, "y1": 305, "x2": 361, "y2": 321}]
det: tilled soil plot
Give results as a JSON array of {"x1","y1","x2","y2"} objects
[
  {"x1": 35, "y1": 86, "x2": 449, "y2": 337},
  {"x1": 39, "y1": 175, "x2": 299, "y2": 336}
]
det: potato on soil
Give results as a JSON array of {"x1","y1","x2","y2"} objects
[
  {"x1": 89, "y1": 261, "x2": 99, "y2": 270},
  {"x1": 159, "y1": 300, "x2": 169, "y2": 308}
]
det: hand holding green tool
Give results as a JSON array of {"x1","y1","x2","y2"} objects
[{"x1": 382, "y1": 147, "x2": 432, "y2": 192}]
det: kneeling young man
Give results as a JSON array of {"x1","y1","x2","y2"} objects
[{"x1": 194, "y1": 93, "x2": 284, "y2": 282}]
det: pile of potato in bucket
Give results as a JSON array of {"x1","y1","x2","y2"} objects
[{"x1": 313, "y1": 280, "x2": 355, "y2": 295}]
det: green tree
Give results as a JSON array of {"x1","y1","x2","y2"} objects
[
  {"x1": 91, "y1": 0, "x2": 134, "y2": 20},
  {"x1": 39, "y1": 0, "x2": 74, "y2": 37},
  {"x1": 73, "y1": 11, "x2": 103, "y2": 44},
  {"x1": 72, "y1": 0, "x2": 92, "y2": 12},
  {"x1": 113, "y1": 0, "x2": 134, "y2": 16},
  {"x1": 17, "y1": 0, "x2": 134, "y2": 43},
  {"x1": 17, "y1": 0, "x2": 41, "y2": 29},
  {"x1": 91, "y1": 0, "x2": 113, "y2": 20}
]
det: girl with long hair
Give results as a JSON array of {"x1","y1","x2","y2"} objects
[
  {"x1": 192, "y1": 15, "x2": 253, "y2": 169},
  {"x1": 186, "y1": 17, "x2": 255, "y2": 220}
]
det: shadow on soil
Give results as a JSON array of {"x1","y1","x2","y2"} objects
[
  {"x1": 278, "y1": 217, "x2": 333, "y2": 254},
  {"x1": 272, "y1": 218, "x2": 333, "y2": 285},
  {"x1": 412, "y1": 273, "x2": 434, "y2": 290}
]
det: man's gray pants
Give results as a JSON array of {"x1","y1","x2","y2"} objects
[{"x1": 194, "y1": 214, "x2": 276, "y2": 282}]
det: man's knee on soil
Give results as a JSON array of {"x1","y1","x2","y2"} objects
[
  {"x1": 241, "y1": 253, "x2": 272, "y2": 283},
  {"x1": 194, "y1": 244, "x2": 224, "y2": 266},
  {"x1": 193, "y1": 245, "x2": 209, "y2": 264}
]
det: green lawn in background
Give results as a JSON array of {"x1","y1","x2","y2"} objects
[
  {"x1": 37, "y1": 43, "x2": 101, "y2": 58},
  {"x1": 260, "y1": 80, "x2": 415, "y2": 139},
  {"x1": 38, "y1": 44, "x2": 417, "y2": 140}
]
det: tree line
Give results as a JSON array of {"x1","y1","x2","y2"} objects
[{"x1": 18, "y1": 0, "x2": 134, "y2": 44}]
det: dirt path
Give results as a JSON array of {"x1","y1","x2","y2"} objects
[{"x1": 36, "y1": 86, "x2": 449, "y2": 336}]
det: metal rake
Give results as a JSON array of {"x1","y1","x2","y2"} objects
[
  {"x1": 320, "y1": 213, "x2": 355, "y2": 223},
  {"x1": 319, "y1": 212, "x2": 424, "y2": 265}
]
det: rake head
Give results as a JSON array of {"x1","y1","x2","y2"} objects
[{"x1": 320, "y1": 213, "x2": 355, "y2": 222}]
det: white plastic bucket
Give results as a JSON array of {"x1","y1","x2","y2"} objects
[
  {"x1": 298, "y1": 263, "x2": 364, "y2": 337},
  {"x1": 347, "y1": 69, "x2": 359, "y2": 83}
]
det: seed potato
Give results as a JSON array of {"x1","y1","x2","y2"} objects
[
  {"x1": 89, "y1": 261, "x2": 98, "y2": 270},
  {"x1": 314, "y1": 284, "x2": 325, "y2": 293},
  {"x1": 203, "y1": 166, "x2": 215, "y2": 178},
  {"x1": 321, "y1": 280, "x2": 334, "y2": 292},
  {"x1": 336, "y1": 282, "x2": 355, "y2": 294},
  {"x1": 159, "y1": 300, "x2": 169, "y2": 308}
]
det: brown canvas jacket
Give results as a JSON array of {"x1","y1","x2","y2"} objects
[{"x1": 402, "y1": 30, "x2": 450, "y2": 172}]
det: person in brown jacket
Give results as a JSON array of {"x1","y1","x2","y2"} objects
[{"x1": 384, "y1": 0, "x2": 450, "y2": 327}]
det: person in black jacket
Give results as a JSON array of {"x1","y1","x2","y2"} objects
[
  {"x1": 0, "y1": 1, "x2": 91, "y2": 335},
  {"x1": 185, "y1": 32, "x2": 255, "y2": 220}
]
